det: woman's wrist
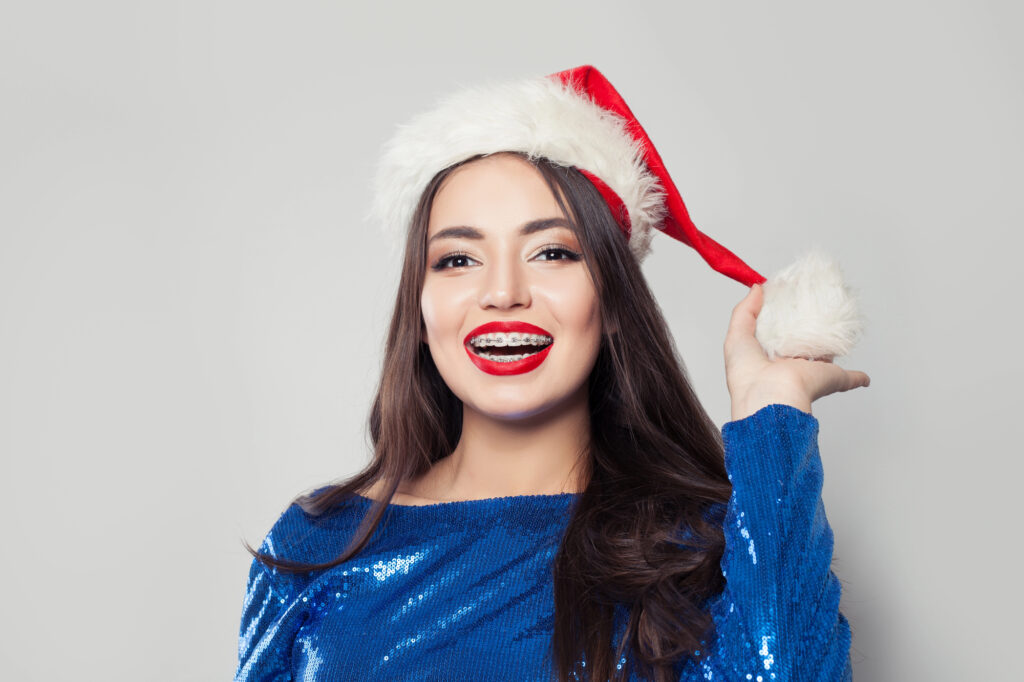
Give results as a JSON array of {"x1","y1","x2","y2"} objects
[{"x1": 730, "y1": 387, "x2": 812, "y2": 421}]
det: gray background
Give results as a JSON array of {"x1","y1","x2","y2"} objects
[{"x1": 2, "y1": 1, "x2": 1020, "y2": 680}]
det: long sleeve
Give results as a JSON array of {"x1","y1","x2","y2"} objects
[
  {"x1": 235, "y1": 504, "x2": 323, "y2": 682},
  {"x1": 714, "y1": 403, "x2": 852, "y2": 681},
  {"x1": 235, "y1": 556, "x2": 295, "y2": 682}
]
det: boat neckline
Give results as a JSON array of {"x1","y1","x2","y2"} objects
[{"x1": 351, "y1": 491, "x2": 581, "y2": 509}]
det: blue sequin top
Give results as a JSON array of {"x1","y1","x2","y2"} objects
[{"x1": 235, "y1": 404, "x2": 853, "y2": 681}]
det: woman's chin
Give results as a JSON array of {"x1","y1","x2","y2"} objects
[
  {"x1": 468, "y1": 401, "x2": 552, "y2": 423},
  {"x1": 463, "y1": 389, "x2": 584, "y2": 425}
]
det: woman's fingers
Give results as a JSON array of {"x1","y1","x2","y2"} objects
[
  {"x1": 848, "y1": 370, "x2": 871, "y2": 389},
  {"x1": 811, "y1": 363, "x2": 871, "y2": 401},
  {"x1": 829, "y1": 364, "x2": 870, "y2": 392}
]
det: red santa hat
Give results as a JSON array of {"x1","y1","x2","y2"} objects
[{"x1": 369, "y1": 65, "x2": 863, "y2": 361}]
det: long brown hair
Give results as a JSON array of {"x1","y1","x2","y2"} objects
[{"x1": 249, "y1": 152, "x2": 732, "y2": 681}]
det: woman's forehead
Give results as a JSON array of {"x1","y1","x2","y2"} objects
[{"x1": 427, "y1": 155, "x2": 570, "y2": 239}]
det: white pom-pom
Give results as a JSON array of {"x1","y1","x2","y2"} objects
[{"x1": 754, "y1": 249, "x2": 864, "y2": 361}]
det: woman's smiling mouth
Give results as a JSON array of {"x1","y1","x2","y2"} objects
[
  {"x1": 463, "y1": 321, "x2": 554, "y2": 375},
  {"x1": 468, "y1": 332, "x2": 554, "y2": 362}
]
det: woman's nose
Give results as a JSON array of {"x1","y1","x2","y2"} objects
[{"x1": 478, "y1": 257, "x2": 531, "y2": 310}]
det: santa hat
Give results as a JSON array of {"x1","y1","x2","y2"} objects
[{"x1": 368, "y1": 65, "x2": 863, "y2": 361}]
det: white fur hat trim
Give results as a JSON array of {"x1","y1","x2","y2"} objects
[{"x1": 366, "y1": 74, "x2": 666, "y2": 262}]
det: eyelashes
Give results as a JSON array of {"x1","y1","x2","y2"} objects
[
  {"x1": 430, "y1": 250, "x2": 477, "y2": 271},
  {"x1": 533, "y1": 246, "x2": 584, "y2": 263},
  {"x1": 429, "y1": 245, "x2": 583, "y2": 271}
]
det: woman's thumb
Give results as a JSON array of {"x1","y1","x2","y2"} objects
[
  {"x1": 746, "y1": 283, "x2": 764, "y2": 315},
  {"x1": 728, "y1": 283, "x2": 764, "y2": 341}
]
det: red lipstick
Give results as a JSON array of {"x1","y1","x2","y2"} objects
[{"x1": 463, "y1": 321, "x2": 554, "y2": 376}]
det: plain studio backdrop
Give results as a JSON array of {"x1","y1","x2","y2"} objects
[{"x1": 1, "y1": 1, "x2": 1020, "y2": 680}]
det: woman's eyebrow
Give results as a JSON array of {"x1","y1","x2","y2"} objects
[{"x1": 427, "y1": 218, "x2": 572, "y2": 245}]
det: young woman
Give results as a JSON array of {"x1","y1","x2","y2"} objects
[{"x1": 234, "y1": 66, "x2": 869, "y2": 681}]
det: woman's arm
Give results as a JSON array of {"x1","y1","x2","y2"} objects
[
  {"x1": 702, "y1": 283, "x2": 868, "y2": 679},
  {"x1": 234, "y1": 505, "x2": 314, "y2": 682},
  {"x1": 714, "y1": 403, "x2": 853, "y2": 681},
  {"x1": 238, "y1": 552, "x2": 301, "y2": 679},
  {"x1": 235, "y1": 557, "x2": 293, "y2": 681}
]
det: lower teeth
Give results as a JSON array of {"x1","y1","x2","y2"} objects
[{"x1": 478, "y1": 351, "x2": 537, "y2": 363}]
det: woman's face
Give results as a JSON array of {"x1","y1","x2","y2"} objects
[{"x1": 421, "y1": 153, "x2": 602, "y2": 421}]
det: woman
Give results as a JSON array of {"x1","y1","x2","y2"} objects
[{"x1": 235, "y1": 66, "x2": 869, "y2": 681}]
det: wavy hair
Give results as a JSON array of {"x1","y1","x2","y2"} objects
[{"x1": 250, "y1": 152, "x2": 732, "y2": 681}]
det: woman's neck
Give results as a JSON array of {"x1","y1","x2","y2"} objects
[{"x1": 405, "y1": 385, "x2": 592, "y2": 503}]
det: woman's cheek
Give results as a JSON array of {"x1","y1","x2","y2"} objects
[
  {"x1": 420, "y1": 281, "x2": 470, "y2": 348},
  {"x1": 546, "y1": 276, "x2": 601, "y2": 341}
]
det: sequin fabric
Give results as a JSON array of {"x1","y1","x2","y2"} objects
[{"x1": 235, "y1": 404, "x2": 853, "y2": 681}]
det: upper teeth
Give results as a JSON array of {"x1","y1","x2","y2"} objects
[{"x1": 470, "y1": 332, "x2": 553, "y2": 347}]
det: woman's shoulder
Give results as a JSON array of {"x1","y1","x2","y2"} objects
[{"x1": 256, "y1": 486, "x2": 367, "y2": 566}]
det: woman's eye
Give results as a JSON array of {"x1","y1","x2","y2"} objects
[
  {"x1": 534, "y1": 246, "x2": 583, "y2": 262},
  {"x1": 430, "y1": 246, "x2": 581, "y2": 270},
  {"x1": 431, "y1": 252, "x2": 479, "y2": 270}
]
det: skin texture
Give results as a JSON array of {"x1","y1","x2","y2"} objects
[{"x1": 401, "y1": 153, "x2": 602, "y2": 504}]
